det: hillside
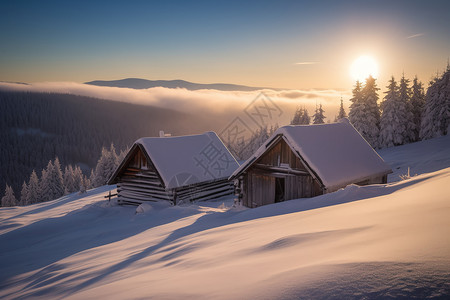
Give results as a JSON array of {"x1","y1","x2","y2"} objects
[
  {"x1": 0, "y1": 136, "x2": 449, "y2": 299},
  {"x1": 85, "y1": 78, "x2": 268, "y2": 91},
  {"x1": 0, "y1": 91, "x2": 215, "y2": 193}
]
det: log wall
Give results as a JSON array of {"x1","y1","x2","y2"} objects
[{"x1": 116, "y1": 147, "x2": 234, "y2": 206}]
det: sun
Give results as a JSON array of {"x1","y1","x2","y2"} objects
[{"x1": 350, "y1": 55, "x2": 379, "y2": 82}]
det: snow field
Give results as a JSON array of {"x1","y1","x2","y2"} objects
[{"x1": 0, "y1": 136, "x2": 449, "y2": 299}]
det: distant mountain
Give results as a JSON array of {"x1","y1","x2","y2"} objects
[{"x1": 85, "y1": 78, "x2": 268, "y2": 91}]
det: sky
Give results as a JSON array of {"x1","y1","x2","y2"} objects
[{"x1": 0, "y1": 0, "x2": 449, "y2": 90}]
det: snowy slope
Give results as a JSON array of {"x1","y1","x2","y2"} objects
[
  {"x1": 379, "y1": 134, "x2": 450, "y2": 182},
  {"x1": 1, "y1": 137, "x2": 450, "y2": 299}
]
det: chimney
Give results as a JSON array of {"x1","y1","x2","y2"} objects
[{"x1": 159, "y1": 130, "x2": 172, "y2": 137}]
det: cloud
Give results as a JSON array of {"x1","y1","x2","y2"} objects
[
  {"x1": 0, "y1": 81, "x2": 350, "y2": 125},
  {"x1": 294, "y1": 62, "x2": 321, "y2": 65},
  {"x1": 406, "y1": 33, "x2": 424, "y2": 39}
]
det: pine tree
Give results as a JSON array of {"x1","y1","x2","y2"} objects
[
  {"x1": 40, "y1": 158, "x2": 64, "y2": 202},
  {"x1": 349, "y1": 80, "x2": 370, "y2": 141},
  {"x1": 73, "y1": 166, "x2": 84, "y2": 192},
  {"x1": 63, "y1": 165, "x2": 75, "y2": 194},
  {"x1": 337, "y1": 97, "x2": 347, "y2": 120},
  {"x1": 410, "y1": 76, "x2": 426, "y2": 141},
  {"x1": 27, "y1": 170, "x2": 41, "y2": 205},
  {"x1": 53, "y1": 158, "x2": 65, "y2": 198},
  {"x1": 420, "y1": 66, "x2": 450, "y2": 139},
  {"x1": 290, "y1": 107, "x2": 302, "y2": 125},
  {"x1": 240, "y1": 126, "x2": 271, "y2": 159},
  {"x1": 89, "y1": 169, "x2": 95, "y2": 188},
  {"x1": 40, "y1": 161, "x2": 53, "y2": 202},
  {"x1": 398, "y1": 74, "x2": 416, "y2": 143},
  {"x1": 361, "y1": 75, "x2": 381, "y2": 148},
  {"x1": 40, "y1": 164, "x2": 50, "y2": 202},
  {"x1": 20, "y1": 182, "x2": 28, "y2": 206},
  {"x1": 299, "y1": 108, "x2": 311, "y2": 124},
  {"x1": 80, "y1": 176, "x2": 89, "y2": 194},
  {"x1": 291, "y1": 107, "x2": 311, "y2": 125},
  {"x1": 118, "y1": 147, "x2": 129, "y2": 163},
  {"x1": 313, "y1": 104, "x2": 326, "y2": 124},
  {"x1": 1, "y1": 184, "x2": 17, "y2": 207},
  {"x1": 93, "y1": 144, "x2": 119, "y2": 187},
  {"x1": 420, "y1": 74, "x2": 440, "y2": 139},
  {"x1": 379, "y1": 76, "x2": 402, "y2": 148}
]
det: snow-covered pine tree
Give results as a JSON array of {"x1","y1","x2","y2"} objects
[
  {"x1": 398, "y1": 74, "x2": 416, "y2": 143},
  {"x1": 420, "y1": 65, "x2": 450, "y2": 139},
  {"x1": 53, "y1": 158, "x2": 65, "y2": 198},
  {"x1": 93, "y1": 144, "x2": 119, "y2": 187},
  {"x1": 63, "y1": 165, "x2": 75, "y2": 194},
  {"x1": 420, "y1": 74, "x2": 439, "y2": 139},
  {"x1": 361, "y1": 76, "x2": 381, "y2": 148},
  {"x1": 337, "y1": 97, "x2": 347, "y2": 120},
  {"x1": 299, "y1": 108, "x2": 311, "y2": 125},
  {"x1": 349, "y1": 80, "x2": 375, "y2": 146},
  {"x1": 40, "y1": 166, "x2": 48, "y2": 202},
  {"x1": 73, "y1": 166, "x2": 84, "y2": 192},
  {"x1": 118, "y1": 147, "x2": 128, "y2": 163},
  {"x1": 80, "y1": 176, "x2": 89, "y2": 194},
  {"x1": 40, "y1": 163, "x2": 51, "y2": 202},
  {"x1": 27, "y1": 170, "x2": 41, "y2": 205},
  {"x1": 1, "y1": 184, "x2": 17, "y2": 207},
  {"x1": 436, "y1": 67, "x2": 450, "y2": 135},
  {"x1": 313, "y1": 104, "x2": 326, "y2": 124},
  {"x1": 349, "y1": 80, "x2": 364, "y2": 125},
  {"x1": 20, "y1": 181, "x2": 28, "y2": 206},
  {"x1": 290, "y1": 107, "x2": 302, "y2": 125},
  {"x1": 109, "y1": 144, "x2": 119, "y2": 167},
  {"x1": 379, "y1": 76, "x2": 402, "y2": 148},
  {"x1": 89, "y1": 169, "x2": 95, "y2": 187},
  {"x1": 93, "y1": 147, "x2": 110, "y2": 187},
  {"x1": 40, "y1": 158, "x2": 65, "y2": 202},
  {"x1": 410, "y1": 76, "x2": 426, "y2": 141},
  {"x1": 241, "y1": 126, "x2": 269, "y2": 159}
]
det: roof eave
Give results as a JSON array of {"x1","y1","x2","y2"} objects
[{"x1": 325, "y1": 168, "x2": 393, "y2": 193}]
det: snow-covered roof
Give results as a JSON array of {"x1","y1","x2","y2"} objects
[
  {"x1": 231, "y1": 119, "x2": 392, "y2": 191},
  {"x1": 128, "y1": 132, "x2": 239, "y2": 189}
]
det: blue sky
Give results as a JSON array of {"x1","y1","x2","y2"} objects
[{"x1": 1, "y1": 0, "x2": 449, "y2": 89}]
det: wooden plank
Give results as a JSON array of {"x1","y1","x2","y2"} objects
[
  {"x1": 118, "y1": 187, "x2": 170, "y2": 198},
  {"x1": 119, "y1": 192, "x2": 171, "y2": 202},
  {"x1": 119, "y1": 177, "x2": 162, "y2": 185},
  {"x1": 178, "y1": 188, "x2": 233, "y2": 203},
  {"x1": 176, "y1": 181, "x2": 232, "y2": 195},
  {"x1": 118, "y1": 182, "x2": 166, "y2": 192},
  {"x1": 253, "y1": 164, "x2": 309, "y2": 176}
]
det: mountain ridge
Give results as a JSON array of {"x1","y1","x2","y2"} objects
[{"x1": 85, "y1": 78, "x2": 271, "y2": 91}]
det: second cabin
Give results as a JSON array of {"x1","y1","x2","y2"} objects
[{"x1": 230, "y1": 119, "x2": 392, "y2": 208}]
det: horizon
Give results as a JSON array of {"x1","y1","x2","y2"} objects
[{"x1": 1, "y1": 0, "x2": 449, "y2": 91}]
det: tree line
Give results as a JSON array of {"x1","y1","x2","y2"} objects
[
  {"x1": 289, "y1": 63, "x2": 449, "y2": 150},
  {"x1": 1, "y1": 144, "x2": 126, "y2": 207},
  {"x1": 0, "y1": 91, "x2": 210, "y2": 197},
  {"x1": 350, "y1": 64, "x2": 449, "y2": 149}
]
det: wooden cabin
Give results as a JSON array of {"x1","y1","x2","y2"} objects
[
  {"x1": 108, "y1": 132, "x2": 239, "y2": 205},
  {"x1": 230, "y1": 119, "x2": 392, "y2": 208}
]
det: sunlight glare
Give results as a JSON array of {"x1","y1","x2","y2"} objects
[{"x1": 350, "y1": 55, "x2": 379, "y2": 82}]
